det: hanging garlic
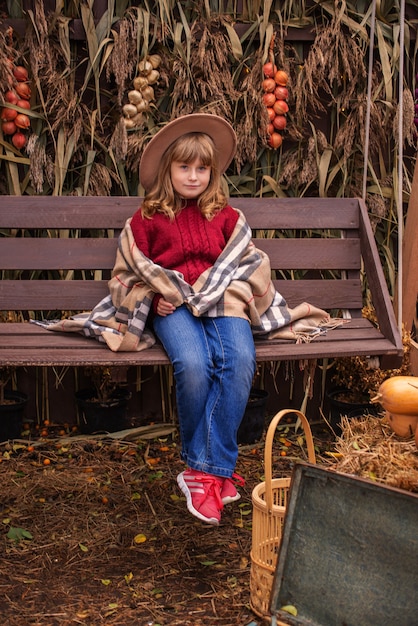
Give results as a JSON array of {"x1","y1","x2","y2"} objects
[
  {"x1": 128, "y1": 90, "x2": 143, "y2": 105},
  {"x1": 130, "y1": 112, "x2": 144, "y2": 126},
  {"x1": 146, "y1": 69, "x2": 160, "y2": 85},
  {"x1": 122, "y1": 53, "x2": 161, "y2": 129},
  {"x1": 137, "y1": 59, "x2": 153, "y2": 75},
  {"x1": 141, "y1": 85, "x2": 154, "y2": 102},
  {"x1": 133, "y1": 75, "x2": 149, "y2": 91},
  {"x1": 123, "y1": 117, "x2": 136, "y2": 129},
  {"x1": 135, "y1": 99, "x2": 150, "y2": 113},
  {"x1": 122, "y1": 103, "x2": 138, "y2": 118},
  {"x1": 148, "y1": 54, "x2": 161, "y2": 69}
]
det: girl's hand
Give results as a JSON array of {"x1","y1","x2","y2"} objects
[{"x1": 156, "y1": 298, "x2": 176, "y2": 316}]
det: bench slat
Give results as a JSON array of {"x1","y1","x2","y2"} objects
[
  {"x1": 0, "y1": 318, "x2": 383, "y2": 344},
  {"x1": 0, "y1": 279, "x2": 364, "y2": 311},
  {"x1": 0, "y1": 196, "x2": 359, "y2": 230},
  {"x1": 0, "y1": 319, "x2": 399, "y2": 365},
  {"x1": 257, "y1": 238, "x2": 360, "y2": 270},
  {"x1": 0, "y1": 238, "x2": 361, "y2": 271},
  {"x1": 0, "y1": 338, "x2": 402, "y2": 367}
]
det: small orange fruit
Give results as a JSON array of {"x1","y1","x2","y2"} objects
[
  {"x1": 268, "y1": 132, "x2": 283, "y2": 149},
  {"x1": 43, "y1": 458, "x2": 51, "y2": 466},
  {"x1": 262, "y1": 92, "x2": 276, "y2": 107},
  {"x1": 263, "y1": 62, "x2": 278, "y2": 78},
  {"x1": 262, "y1": 78, "x2": 276, "y2": 93},
  {"x1": 274, "y1": 70, "x2": 289, "y2": 86},
  {"x1": 273, "y1": 115, "x2": 287, "y2": 131},
  {"x1": 273, "y1": 99, "x2": 289, "y2": 115}
]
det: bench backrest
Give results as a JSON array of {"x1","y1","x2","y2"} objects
[{"x1": 0, "y1": 196, "x2": 398, "y2": 347}]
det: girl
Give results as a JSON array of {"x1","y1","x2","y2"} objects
[{"x1": 131, "y1": 113, "x2": 256, "y2": 525}]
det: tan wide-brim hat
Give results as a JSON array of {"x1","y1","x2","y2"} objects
[{"x1": 139, "y1": 113, "x2": 237, "y2": 191}]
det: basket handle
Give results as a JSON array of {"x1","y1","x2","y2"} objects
[{"x1": 264, "y1": 409, "x2": 316, "y2": 513}]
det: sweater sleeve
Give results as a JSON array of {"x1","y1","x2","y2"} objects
[
  {"x1": 129, "y1": 208, "x2": 162, "y2": 315},
  {"x1": 130, "y1": 207, "x2": 150, "y2": 258}
]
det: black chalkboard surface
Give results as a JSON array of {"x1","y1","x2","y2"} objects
[{"x1": 270, "y1": 463, "x2": 418, "y2": 626}]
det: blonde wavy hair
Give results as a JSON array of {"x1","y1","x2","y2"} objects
[{"x1": 141, "y1": 133, "x2": 228, "y2": 220}]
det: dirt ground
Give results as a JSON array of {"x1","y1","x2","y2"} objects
[{"x1": 0, "y1": 415, "x2": 337, "y2": 626}]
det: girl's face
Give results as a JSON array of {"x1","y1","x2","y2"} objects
[{"x1": 170, "y1": 157, "x2": 211, "y2": 200}]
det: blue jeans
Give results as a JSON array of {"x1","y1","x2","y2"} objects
[{"x1": 153, "y1": 305, "x2": 256, "y2": 478}]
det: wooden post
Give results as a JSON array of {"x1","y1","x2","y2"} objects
[{"x1": 400, "y1": 157, "x2": 418, "y2": 374}]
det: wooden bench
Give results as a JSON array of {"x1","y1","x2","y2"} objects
[{"x1": 0, "y1": 196, "x2": 403, "y2": 370}]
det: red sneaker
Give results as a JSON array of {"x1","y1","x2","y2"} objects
[
  {"x1": 221, "y1": 472, "x2": 245, "y2": 504},
  {"x1": 177, "y1": 469, "x2": 224, "y2": 525}
]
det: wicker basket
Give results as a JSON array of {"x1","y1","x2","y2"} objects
[{"x1": 250, "y1": 409, "x2": 316, "y2": 620}]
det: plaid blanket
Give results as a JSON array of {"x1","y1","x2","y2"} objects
[{"x1": 36, "y1": 210, "x2": 336, "y2": 352}]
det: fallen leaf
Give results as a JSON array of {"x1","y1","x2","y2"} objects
[
  {"x1": 148, "y1": 470, "x2": 163, "y2": 480},
  {"x1": 325, "y1": 451, "x2": 343, "y2": 458},
  {"x1": 7, "y1": 527, "x2": 33, "y2": 542},
  {"x1": 281, "y1": 604, "x2": 298, "y2": 616},
  {"x1": 152, "y1": 588, "x2": 163, "y2": 598},
  {"x1": 146, "y1": 457, "x2": 160, "y2": 466}
]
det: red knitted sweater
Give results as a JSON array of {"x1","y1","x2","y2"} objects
[{"x1": 130, "y1": 201, "x2": 239, "y2": 286}]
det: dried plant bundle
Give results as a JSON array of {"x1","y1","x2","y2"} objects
[{"x1": 329, "y1": 415, "x2": 418, "y2": 493}]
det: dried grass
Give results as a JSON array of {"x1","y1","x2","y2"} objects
[
  {"x1": 296, "y1": 15, "x2": 366, "y2": 120},
  {"x1": 279, "y1": 128, "x2": 328, "y2": 189},
  {"x1": 24, "y1": 1, "x2": 64, "y2": 108},
  {"x1": 109, "y1": 118, "x2": 129, "y2": 163},
  {"x1": 86, "y1": 162, "x2": 116, "y2": 197},
  {"x1": 0, "y1": 27, "x2": 18, "y2": 94},
  {"x1": 26, "y1": 134, "x2": 54, "y2": 194},
  {"x1": 106, "y1": 11, "x2": 142, "y2": 106},
  {"x1": 366, "y1": 191, "x2": 390, "y2": 230},
  {"x1": 125, "y1": 131, "x2": 149, "y2": 179},
  {"x1": 234, "y1": 50, "x2": 268, "y2": 172},
  {"x1": 393, "y1": 87, "x2": 416, "y2": 149},
  {"x1": 328, "y1": 415, "x2": 418, "y2": 493},
  {"x1": 171, "y1": 17, "x2": 240, "y2": 120}
]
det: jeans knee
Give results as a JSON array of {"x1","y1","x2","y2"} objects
[{"x1": 174, "y1": 355, "x2": 209, "y2": 387}]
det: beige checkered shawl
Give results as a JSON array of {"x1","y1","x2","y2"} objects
[{"x1": 39, "y1": 209, "x2": 333, "y2": 352}]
